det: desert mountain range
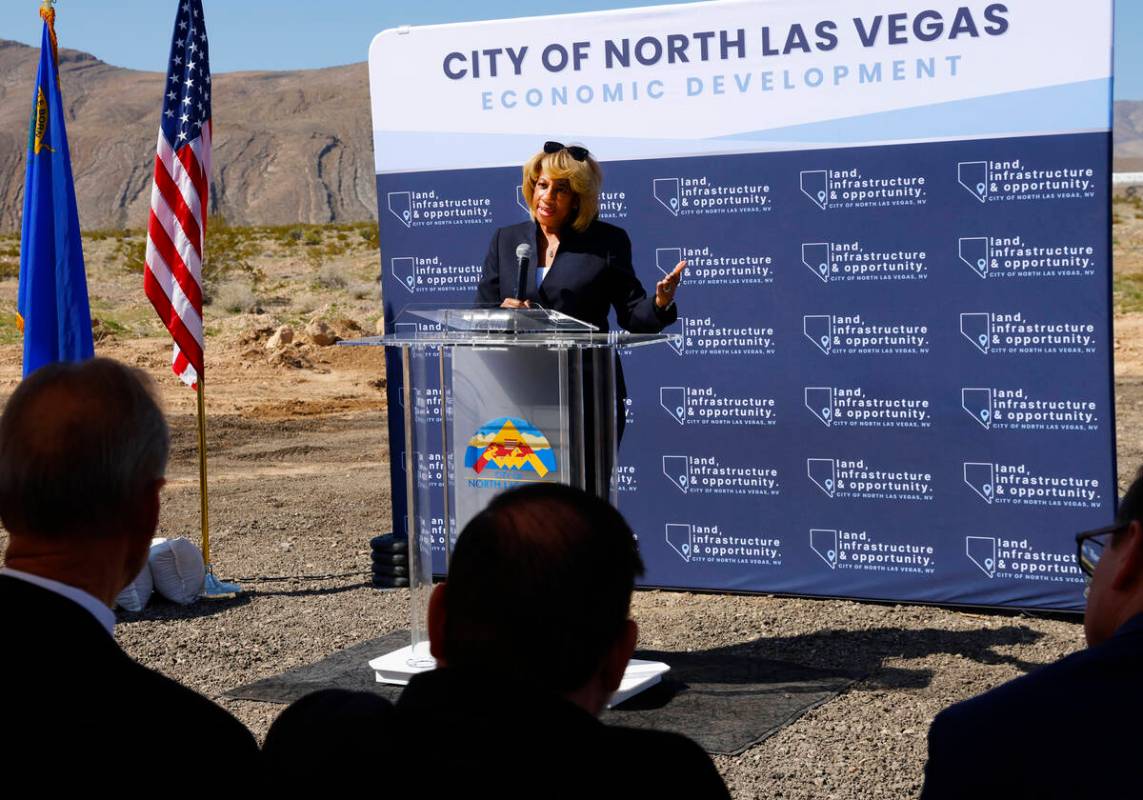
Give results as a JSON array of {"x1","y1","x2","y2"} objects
[
  {"x1": 0, "y1": 39, "x2": 373, "y2": 232},
  {"x1": 0, "y1": 37, "x2": 1140, "y2": 233}
]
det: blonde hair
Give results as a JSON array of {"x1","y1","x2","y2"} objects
[{"x1": 521, "y1": 147, "x2": 602, "y2": 233}]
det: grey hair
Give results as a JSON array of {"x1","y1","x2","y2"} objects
[{"x1": 0, "y1": 358, "x2": 170, "y2": 537}]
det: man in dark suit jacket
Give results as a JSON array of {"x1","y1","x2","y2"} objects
[
  {"x1": 264, "y1": 483, "x2": 729, "y2": 796},
  {"x1": 921, "y1": 467, "x2": 1143, "y2": 799},
  {"x1": 0, "y1": 358, "x2": 257, "y2": 781}
]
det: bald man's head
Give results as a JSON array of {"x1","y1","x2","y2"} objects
[
  {"x1": 439, "y1": 482, "x2": 644, "y2": 693},
  {"x1": 0, "y1": 358, "x2": 169, "y2": 539}
]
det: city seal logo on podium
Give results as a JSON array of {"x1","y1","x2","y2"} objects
[{"x1": 464, "y1": 417, "x2": 557, "y2": 481}]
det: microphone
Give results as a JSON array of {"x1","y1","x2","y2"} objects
[{"x1": 514, "y1": 242, "x2": 533, "y2": 301}]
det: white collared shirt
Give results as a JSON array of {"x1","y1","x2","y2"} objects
[{"x1": 0, "y1": 567, "x2": 116, "y2": 636}]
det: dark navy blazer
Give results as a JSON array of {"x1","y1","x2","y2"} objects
[
  {"x1": 921, "y1": 613, "x2": 1143, "y2": 799},
  {"x1": 0, "y1": 575, "x2": 258, "y2": 780},
  {"x1": 475, "y1": 219, "x2": 677, "y2": 333}
]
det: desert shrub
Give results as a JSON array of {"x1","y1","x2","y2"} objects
[
  {"x1": 91, "y1": 316, "x2": 126, "y2": 342},
  {"x1": 212, "y1": 280, "x2": 261, "y2": 313},
  {"x1": 1114, "y1": 273, "x2": 1143, "y2": 315},
  {"x1": 0, "y1": 315, "x2": 22, "y2": 344},
  {"x1": 293, "y1": 292, "x2": 320, "y2": 315},
  {"x1": 349, "y1": 281, "x2": 378, "y2": 301},
  {"x1": 0, "y1": 240, "x2": 20, "y2": 279},
  {"x1": 112, "y1": 231, "x2": 148, "y2": 273},
  {"x1": 357, "y1": 223, "x2": 379, "y2": 249},
  {"x1": 202, "y1": 220, "x2": 264, "y2": 291},
  {"x1": 316, "y1": 263, "x2": 348, "y2": 289}
]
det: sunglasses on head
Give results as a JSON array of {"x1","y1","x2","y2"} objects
[{"x1": 544, "y1": 141, "x2": 590, "y2": 161}]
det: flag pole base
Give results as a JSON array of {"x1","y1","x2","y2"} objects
[{"x1": 201, "y1": 565, "x2": 241, "y2": 600}]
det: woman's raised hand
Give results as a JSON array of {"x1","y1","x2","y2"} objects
[{"x1": 655, "y1": 260, "x2": 686, "y2": 309}]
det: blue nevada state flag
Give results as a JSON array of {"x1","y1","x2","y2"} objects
[{"x1": 17, "y1": 8, "x2": 93, "y2": 377}]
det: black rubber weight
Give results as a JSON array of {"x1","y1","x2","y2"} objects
[
  {"x1": 371, "y1": 552, "x2": 409, "y2": 566},
  {"x1": 370, "y1": 534, "x2": 408, "y2": 553},
  {"x1": 371, "y1": 575, "x2": 410, "y2": 588},
  {"x1": 372, "y1": 564, "x2": 411, "y2": 579},
  {"x1": 370, "y1": 537, "x2": 406, "y2": 555}
]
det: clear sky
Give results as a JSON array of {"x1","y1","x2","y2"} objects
[{"x1": 0, "y1": 0, "x2": 1139, "y2": 98}]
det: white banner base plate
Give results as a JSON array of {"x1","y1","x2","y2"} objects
[{"x1": 369, "y1": 647, "x2": 669, "y2": 707}]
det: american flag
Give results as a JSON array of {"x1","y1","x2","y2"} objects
[{"x1": 145, "y1": 0, "x2": 211, "y2": 388}]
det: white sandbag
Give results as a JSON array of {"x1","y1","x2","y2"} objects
[
  {"x1": 115, "y1": 562, "x2": 153, "y2": 612},
  {"x1": 148, "y1": 537, "x2": 205, "y2": 605}
]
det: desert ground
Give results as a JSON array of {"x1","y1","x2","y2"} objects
[{"x1": 1, "y1": 200, "x2": 1142, "y2": 798}]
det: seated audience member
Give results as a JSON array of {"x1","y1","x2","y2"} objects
[
  {"x1": 0, "y1": 359, "x2": 257, "y2": 778},
  {"x1": 921, "y1": 467, "x2": 1143, "y2": 798},
  {"x1": 264, "y1": 483, "x2": 728, "y2": 796}
]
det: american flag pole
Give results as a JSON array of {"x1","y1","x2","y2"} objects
[{"x1": 144, "y1": 0, "x2": 238, "y2": 599}]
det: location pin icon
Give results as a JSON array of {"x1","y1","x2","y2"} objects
[
  {"x1": 983, "y1": 483, "x2": 993, "y2": 497},
  {"x1": 976, "y1": 182, "x2": 986, "y2": 196},
  {"x1": 822, "y1": 408, "x2": 831, "y2": 419},
  {"x1": 985, "y1": 557, "x2": 994, "y2": 571},
  {"x1": 682, "y1": 543, "x2": 690, "y2": 556},
  {"x1": 817, "y1": 190, "x2": 827, "y2": 203},
  {"x1": 819, "y1": 262, "x2": 828, "y2": 275},
  {"x1": 679, "y1": 474, "x2": 688, "y2": 487},
  {"x1": 981, "y1": 408, "x2": 991, "y2": 422},
  {"x1": 978, "y1": 333, "x2": 988, "y2": 348},
  {"x1": 825, "y1": 478, "x2": 834, "y2": 492},
  {"x1": 676, "y1": 405, "x2": 685, "y2": 421},
  {"x1": 977, "y1": 258, "x2": 987, "y2": 273},
  {"x1": 407, "y1": 276, "x2": 415, "y2": 288},
  {"x1": 827, "y1": 549, "x2": 836, "y2": 562},
  {"x1": 403, "y1": 209, "x2": 411, "y2": 221},
  {"x1": 820, "y1": 335, "x2": 830, "y2": 350},
  {"x1": 670, "y1": 197, "x2": 678, "y2": 209}
]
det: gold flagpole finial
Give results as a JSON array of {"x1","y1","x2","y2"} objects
[{"x1": 39, "y1": 0, "x2": 59, "y2": 70}]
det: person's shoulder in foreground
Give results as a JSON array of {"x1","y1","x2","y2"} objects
[
  {"x1": 922, "y1": 615, "x2": 1143, "y2": 798},
  {"x1": 389, "y1": 664, "x2": 727, "y2": 797},
  {"x1": 922, "y1": 465, "x2": 1143, "y2": 799},
  {"x1": 262, "y1": 687, "x2": 397, "y2": 787},
  {"x1": 0, "y1": 358, "x2": 257, "y2": 779}
]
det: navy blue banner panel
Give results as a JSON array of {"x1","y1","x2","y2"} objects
[{"x1": 369, "y1": 0, "x2": 1115, "y2": 610}]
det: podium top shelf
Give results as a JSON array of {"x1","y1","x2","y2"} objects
[
  {"x1": 342, "y1": 305, "x2": 676, "y2": 349},
  {"x1": 342, "y1": 331, "x2": 673, "y2": 350}
]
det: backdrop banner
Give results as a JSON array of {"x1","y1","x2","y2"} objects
[{"x1": 369, "y1": 0, "x2": 1115, "y2": 610}]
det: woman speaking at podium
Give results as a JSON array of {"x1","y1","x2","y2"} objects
[
  {"x1": 474, "y1": 142, "x2": 684, "y2": 485},
  {"x1": 475, "y1": 141, "x2": 684, "y2": 332}
]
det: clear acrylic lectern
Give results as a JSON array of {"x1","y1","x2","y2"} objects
[{"x1": 343, "y1": 305, "x2": 672, "y2": 697}]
